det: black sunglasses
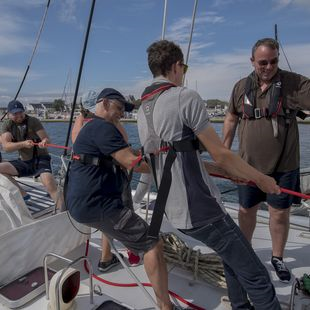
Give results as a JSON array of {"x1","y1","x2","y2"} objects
[
  {"x1": 257, "y1": 57, "x2": 279, "y2": 66},
  {"x1": 178, "y1": 62, "x2": 189, "y2": 74}
]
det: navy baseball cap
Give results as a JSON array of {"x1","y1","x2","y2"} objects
[
  {"x1": 7, "y1": 100, "x2": 25, "y2": 114},
  {"x1": 97, "y1": 88, "x2": 134, "y2": 112}
]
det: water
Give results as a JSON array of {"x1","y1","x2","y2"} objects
[{"x1": 2, "y1": 121, "x2": 309, "y2": 203}]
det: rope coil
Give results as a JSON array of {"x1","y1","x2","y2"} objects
[{"x1": 161, "y1": 233, "x2": 227, "y2": 289}]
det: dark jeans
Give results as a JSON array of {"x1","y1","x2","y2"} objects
[{"x1": 181, "y1": 214, "x2": 281, "y2": 310}]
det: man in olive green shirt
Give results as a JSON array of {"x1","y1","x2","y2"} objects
[
  {"x1": 223, "y1": 38, "x2": 310, "y2": 282},
  {"x1": 0, "y1": 100, "x2": 62, "y2": 209}
]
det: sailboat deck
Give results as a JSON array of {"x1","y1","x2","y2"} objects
[{"x1": 1, "y1": 177, "x2": 309, "y2": 309}]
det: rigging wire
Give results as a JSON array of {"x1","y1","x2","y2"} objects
[
  {"x1": 184, "y1": 0, "x2": 198, "y2": 67},
  {"x1": 274, "y1": 23, "x2": 292, "y2": 72},
  {"x1": 63, "y1": 0, "x2": 96, "y2": 156},
  {"x1": 183, "y1": 0, "x2": 198, "y2": 86},
  {"x1": 0, "y1": 0, "x2": 51, "y2": 121}
]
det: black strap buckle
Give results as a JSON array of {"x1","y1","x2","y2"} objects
[
  {"x1": 254, "y1": 108, "x2": 262, "y2": 119},
  {"x1": 72, "y1": 154, "x2": 101, "y2": 166}
]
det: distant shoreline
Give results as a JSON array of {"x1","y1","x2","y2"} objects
[{"x1": 40, "y1": 117, "x2": 310, "y2": 124}]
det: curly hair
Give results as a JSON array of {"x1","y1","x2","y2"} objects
[
  {"x1": 252, "y1": 38, "x2": 279, "y2": 58},
  {"x1": 147, "y1": 40, "x2": 184, "y2": 77}
]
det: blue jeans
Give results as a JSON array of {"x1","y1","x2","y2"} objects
[{"x1": 181, "y1": 214, "x2": 281, "y2": 310}]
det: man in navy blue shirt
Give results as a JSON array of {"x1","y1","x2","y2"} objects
[{"x1": 66, "y1": 88, "x2": 173, "y2": 310}]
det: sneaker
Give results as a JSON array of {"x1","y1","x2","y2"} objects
[
  {"x1": 271, "y1": 257, "x2": 291, "y2": 282},
  {"x1": 23, "y1": 194, "x2": 31, "y2": 201},
  {"x1": 127, "y1": 250, "x2": 141, "y2": 266},
  {"x1": 98, "y1": 253, "x2": 123, "y2": 272}
]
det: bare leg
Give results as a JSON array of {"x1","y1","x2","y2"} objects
[
  {"x1": 40, "y1": 172, "x2": 64, "y2": 209},
  {"x1": 238, "y1": 204, "x2": 259, "y2": 243},
  {"x1": 100, "y1": 234, "x2": 112, "y2": 261},
  {"x1": 268, "y1": 205, "x2": 290, "y2": 257},
  {"x1": 143, "y1": 240, "x2": 172, "y2": 310}
]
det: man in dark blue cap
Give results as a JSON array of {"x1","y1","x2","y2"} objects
[
  {"x1": 66, "y1": 88, "x2": 174, "y2": 310},
  {"x1": 0, "y1": 99, "x2": 62, "y2": 208}
]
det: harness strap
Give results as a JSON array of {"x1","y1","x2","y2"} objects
[
  {"x1": 72, "y1": 153, "x2": 114, "y2": 168},
  {"x1": 162, "y1": 138, "x2": 200, "y2": 152},
  {"x1": 243, "y1": 71, "x2": 283, "y2": 119},
  {"x1": 147, "y1": 138, "x2": 200, "y2": 238},
  {"x1": 148, "y1": 146, "x2": 177, "y2": 238}
]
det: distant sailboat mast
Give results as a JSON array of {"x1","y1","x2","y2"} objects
[{"x1": 274, "y1": 24, "x2": 292, "y2": 72}]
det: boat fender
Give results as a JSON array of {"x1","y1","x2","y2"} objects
[{"x1": 48, "y1": 267, "x2": 80, "y2": 310}]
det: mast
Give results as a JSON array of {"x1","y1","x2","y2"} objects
[
  {"x1": 63, "y1": 0, "x2": 96, "y2": 156},
  {"x1": 274, "y1": 24, "x2": 278, "y2": 42}
]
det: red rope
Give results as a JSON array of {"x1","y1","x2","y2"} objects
[
  {"x1": 83, "y1": 239, "x2": 205, "y2": 310},
  {"x1": 33, "y1": 142, "x2": 71, "y2": 150},
  {"x1": 209, "y1": 173, "x2": 310, "y2": 200}
]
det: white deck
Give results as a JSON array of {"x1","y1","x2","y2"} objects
[{"x1": 0, "y1": 178, "x2": 309, "y2": 309}]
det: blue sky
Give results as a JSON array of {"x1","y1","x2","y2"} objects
[{"x1": 0, "y1": 0, "x2": 310, "y2": 107}]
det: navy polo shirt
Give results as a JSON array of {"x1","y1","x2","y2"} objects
[{"x1": 66, "y1": 118, "x2": 128, "y2": 223}]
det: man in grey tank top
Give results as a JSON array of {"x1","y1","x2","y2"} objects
[{"x1": 138, "y1": 40, "x2": 282, "y2": 310}]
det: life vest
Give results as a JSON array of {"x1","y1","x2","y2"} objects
[
  {"x1": 8, "y1": 115, "x2": 41, "y2": 163},
  {"x1": 242, "y1": 71, "x2": 285, "y2": 119},
  {"x1": 241, "y1": 70, "x2": 309, "y2": 123},
  {"x1": 140, "y1": 81, "x2": 201, "y2": 238}
]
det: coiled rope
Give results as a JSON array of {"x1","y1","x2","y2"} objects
[{"x1": 161, "y1": 232, "x2": 227, "y2": 289}]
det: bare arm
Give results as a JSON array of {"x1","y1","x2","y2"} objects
[
  {"x1": 197, "y1": 126, "x2": 280, "y2": 194},
  {"x1": 222, "y1": 112, "x2": 239, "y2": 149},
  {"x1": 111, "y1": 147, "x2": 149, "y2": 173},
  {"x1": 36, "y1": 128, "x2": 50, "y2": 147},
  {"x1": 71, "y1": 114, "x2": 85, "y2": 143},
  {"x1": 1, "y1": 132, "x2": 33, "y2": 152},
  {"x1": 203, "y1": 161, "x2": 247, "y2": 183}
]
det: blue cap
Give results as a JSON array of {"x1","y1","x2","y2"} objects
[
  {"x1": 97, "y1": 88, "x2": 134, "y2": 112},
  {"x1": 7, "y1": 100, "x2": 25, "y2": 114}
]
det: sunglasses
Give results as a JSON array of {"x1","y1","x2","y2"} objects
[
  {"x1": 256, "y1": 57, "x2": 279, "y2": 66},
  {"x1": 178, "y1": 62, "x2": 189, "y2": 74}
]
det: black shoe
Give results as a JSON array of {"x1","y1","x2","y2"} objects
[
  {"x1": 140, "y1": 200, "x2": 155, "y2": 214},
  {"x1": 271, "y1": 257, "x2": 291, "y2": 282},
  {"x1": 98, "y1": 253, "x2": 123, "y2": 272}
]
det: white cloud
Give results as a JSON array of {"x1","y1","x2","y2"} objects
[
  {"x1": 212, "y1": 0, "x2": 235, "y2": 6},
  {"x1": 167, "y1": 12, "x2": 224, "y2": 44},
  {"x1": 0, "y1": 0, "x2": 45, "y2": 8},
  {"x1": 125, "y1": 42, "x2": 310, "y2": 101},
  {"x1": 273, "y1": 0, "x2": 310, "y2": 9},
  {"x1": 0, "y1": 35, "x2": 33, "y2": 55},
  {"x1": 0, "y1": 2, "x2": 45, "y2": 55},
  {"x1": 58, "y1": 0, "x2": 78, "y2": 24},
  {"x1": 0, "y1": 67, "x2": 23, "y2": 79}
]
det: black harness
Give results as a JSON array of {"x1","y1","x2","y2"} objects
[
  {"x1": 71, "y1": 153, "x2": 116, "y2": 169},
  {"x1": 242, "y1": 71, "x2": 283, "y2": 119},
  {"x1": 141, "y1": 82, "x2": 201, "y2": 238},
  {"x1": 242, "y1": 70, "x2": 307, "y2": 121}
]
